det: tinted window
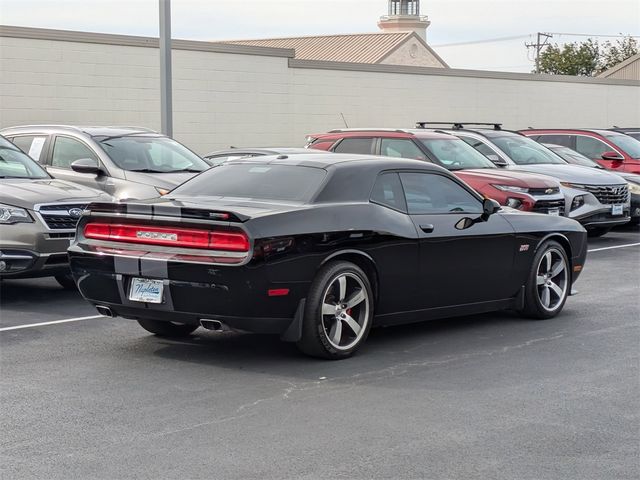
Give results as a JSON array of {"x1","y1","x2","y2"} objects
[
  {"x1": 171, "y1": 164, "x2": 326, "y2": 202},
  {"x1": 10, "y1": 135, "x2": 48, "y2": 162},
  {"x1": 400, "y1": 173, "x2": 482, "y2": 215},
  {"x1": 370, "y1": 172, "x2": 407, "y2": 212},
  {"x1": 605, "y1": 134, "x2": 640, "y2": 158},
  {"x1": 97, "y1": 136, "x2": 208, "y2": 173},
  {"x1": 52, "y1": 136, "x2": 98, "y2": 169},
  {"x1": 536, "y1": 134, "x2": 573, "y2": 147},
  {"x1": 333, "y1": 138, "x2": 375, "y2": 154},
  {"x1": 0, "y1": 137, "x2": 50, "y2": 179},
  {"x1": 419, "y1": 138, "x2": 496, "y2": 170},
  {"x1": 380, "y1": 139, "x2": 426, "y2": 160},
  {"x1": 491, "y1": 136, "x2": 565, "y2": 165},
  {"x1": 575, "y1": 136, "x2": 613, "y2": 159}
]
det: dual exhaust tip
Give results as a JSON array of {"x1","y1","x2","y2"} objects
[{"x1": 95, "y1": 306, "x2": 230, "y2": 332}]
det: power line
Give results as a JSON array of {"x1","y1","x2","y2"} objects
[
  {"x1": 433, "y1": 35, "x2": 531, "y2": 48},
  {"x1": 549, "y1": 32, "x2": 640, "y2": 38}
]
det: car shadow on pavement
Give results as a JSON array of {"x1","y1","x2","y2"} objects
[
  {"x1": 0, "y1": 278, "x2": 81, "y2": 307},
  {"x1": 145, "y1": 310, "x2": 539, "y2": 380}
]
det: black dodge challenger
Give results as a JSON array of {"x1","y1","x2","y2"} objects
[{"x1": 69, "y1": 154, "x2": 588, "y2": 359}]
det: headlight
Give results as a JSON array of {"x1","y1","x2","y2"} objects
[
  {"x1": 155, "y1": 187, "x2": 170, "y2": 196},
  {"x1": 628, "y1": 182, "x2": 640, "y2": 195},
  {"x1": 0, "y1": 204, "x2": 33, "y2": 224},
  {"x1": 493, "y1": 184, "x2": 529, "y2": 193},
  {"x1": 571, "y1": 195, "x2": 586, "y2": 211}
]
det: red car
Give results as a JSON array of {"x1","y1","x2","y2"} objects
[
  {"x1": 306, "y1": 129, "x2": 566, "y2": 215},
  {"x1": 521, "y1": 129, "x2": 640, "y2": 174}
]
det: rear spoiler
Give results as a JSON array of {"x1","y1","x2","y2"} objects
[{"x1": 86, "y1": 202, "x2": 249, "y2": 222}]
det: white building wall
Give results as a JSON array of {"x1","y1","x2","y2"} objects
[{"x1": 1, "y1": 30, "x2": 639, "y2": 155}]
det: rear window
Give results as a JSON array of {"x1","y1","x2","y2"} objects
[{"x1": 171, "y1": 164, "x2": 327, "y2": 202}]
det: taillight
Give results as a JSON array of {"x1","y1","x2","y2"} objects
[{"x1": 84, "y1": 223, "x2": 249, "y2": 252}]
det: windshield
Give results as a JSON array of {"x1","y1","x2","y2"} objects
[
  {"x1": 97, "y1": 136, "x2": 209, "y2": 173},
  {"x1": 0, "y1": 137, "x2": 50, "y2": 179},
  {"x1": 419, "y1": 138, "x2": 496, "y2": 170},
  {"x1": 605, "y1": 134, "x2": 640, "y2": 158},
  {"x1": 548, "y1": 146, "x2": 602, "y2": 168},
  {"x1": 491, "y1": 136, "x2": 567, "y2": 165},
  {"x1": 171, "y1": 164, "x2": 327, "y2": 202}
]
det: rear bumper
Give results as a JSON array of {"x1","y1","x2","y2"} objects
[{"x1": 69, "y1": 248, "x2": 307, "y2": 335}]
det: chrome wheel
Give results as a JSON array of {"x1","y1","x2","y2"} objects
[
  {"x1": 320, "y1": 272, "x2": 370, "y2": 351},
  {"x1": 536, "y1": 248, "x2": 568, "y2": 312}
]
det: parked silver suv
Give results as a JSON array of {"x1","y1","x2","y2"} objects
[
  {"x1": 0, "y1": 135, "x2": 111, "y2": 288},
  {"x1": 0, "y1": 125, "x2": 209, "y2": 200}
]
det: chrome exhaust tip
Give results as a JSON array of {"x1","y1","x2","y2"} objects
[
  {"x1": 96, "y1": 305, "x2": 115, "y2": 318},
  {"x1": 200, "y1": 319, "x2": 230, "y2": 332}
]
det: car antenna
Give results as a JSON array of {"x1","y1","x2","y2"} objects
[{"x1": 340, "y1": 112, "x2": 349, "y2": 128}]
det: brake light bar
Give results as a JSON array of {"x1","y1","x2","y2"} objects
[{"x1": 84, "y1": 223, "x2": 249, "y2": 252}]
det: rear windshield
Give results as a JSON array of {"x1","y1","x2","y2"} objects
[
  {"x1": 605, "y1": 134, "x2": 640, "y2": 158},
  {"x1": 171, "y1": 164, "x2": 327, "y2": 202},
  {"x1": 491, "y1": 136, "x2": 566, "y2": 165}
]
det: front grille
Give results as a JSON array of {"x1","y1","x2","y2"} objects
[
  {"x1": 533, "y1": 199, "x2": 565, "y2": 214},
  {"x1": 38, "y1": 204, "x2": 87, "y2": 230},
  {"x1": 529, "y1": 187, "x2": 560, "y2": 195},
  {"x1": 582, "y1": 184, "x2": 629, "y2": 205}
]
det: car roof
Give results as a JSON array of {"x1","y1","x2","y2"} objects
[
  {"x1": 522, "y1": 128, "x2": 628, "y2": 137},
  {"x1": 0, "y1": 125, "x2": 158, "y2": 138},
  {"x1": 419, "y1": 127, "x2": 520, "y2": 139},
  {"x1": 309, "y1": 129, "x2": 454, "y2": 140},
  {"x1": 226, "y1": 152, "x2": 444, "y2": 171},
  {"x1": 205, "y1": 147, "x2": 312, "y2": 157}
]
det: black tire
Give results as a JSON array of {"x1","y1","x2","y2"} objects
[
  {"x1": 137, "y1": 319, "x2": 198, "y2": 337},
  {"x1": 587, "y1": 227, "x2": 611, "y2": 238},
  {"x1": 55, "y1": 274, "x2": 77, "y2": 290},
  {"x1": 519, "y1": 240, "x2": 570, "y2": 320},
  {"x1": 297, "y1": 261, "x2": 374, "y2": 360}
]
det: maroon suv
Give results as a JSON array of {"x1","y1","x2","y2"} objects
[{"x1": 306, "y1": 129, "x2": 566, "y2": 215}]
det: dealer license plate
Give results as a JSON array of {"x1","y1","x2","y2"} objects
[
  {"x1": 129, "y1": 278, "x2": 164, "y2": 304},
  {"x1": 612, "y1": 204, "x2": 624, "y2": 216},
  {"x1": 548, "y1": 208, "x2": 560, "y2": 216}
]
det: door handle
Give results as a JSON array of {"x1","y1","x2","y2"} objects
[{"x1": 420, "y1": 224, "x2": 434, "y2": 233}]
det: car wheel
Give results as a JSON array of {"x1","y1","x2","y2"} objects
[
  {"x1": 587, "y1": 227, "x2": 611, "y2": 238},
  {"x1": 55, "y1": 274, "x2": 77, "y2": 290},
  {"x1": 137, "y1": 319, "x2": 198, "y2": 337},
  {"x1": 519, "y1": 240, "x2": 570, "y2": 320},
  {"x1": 297, "y1": 261, "x2": 374, "y2": 359}
]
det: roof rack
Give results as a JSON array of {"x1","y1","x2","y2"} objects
[
  {"x1": 328, "y1": 128, "x2": 409, "y2": 133},
  {"x1": 415, "y1": 122, "x2": 502, "y2": 131}
]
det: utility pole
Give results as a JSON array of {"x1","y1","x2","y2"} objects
[
  {"x1": 159, "y1": 0, "x2": 173, "y2": 137},
  {"x1": 526, "y1": 32, "x2": 553, "y2": 74}
]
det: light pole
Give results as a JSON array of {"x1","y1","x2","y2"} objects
[{"x1": 159, "y1": 0, "x2": 173, "y2": 137}]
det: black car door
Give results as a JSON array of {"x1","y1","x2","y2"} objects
[{"x1": 399, "y1": 171, "x2": 517, "y2": 309}]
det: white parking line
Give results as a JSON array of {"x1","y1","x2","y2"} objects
[
  {"x1": 0, "y1": 315, "x2": 103, "y2": 332},
  {"x1": 588, "y1": 242, "x2": 640, "y2": 253}
]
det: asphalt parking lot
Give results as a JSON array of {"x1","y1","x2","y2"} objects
[{"x1": 1, "y1": 226, "x2": 638, "y2": 480}]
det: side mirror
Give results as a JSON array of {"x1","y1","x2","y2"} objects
[
  {"x1": 601, "y1": 151, "x2": 623, "y2": 161},
  {"x1": 483, "y1": 198, "x2": 501, "y2": 216},
  {"x1": 486, "y1": 154, "x2": 508, "y2": 166},
  {"x1": 71, "y1": 158, "x2": 103, "y2": 175}
]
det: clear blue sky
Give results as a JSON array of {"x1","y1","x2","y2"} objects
[{"x1": 1, "y1": 0, "x2": 638, "y2": 72}]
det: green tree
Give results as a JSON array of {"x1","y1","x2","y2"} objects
[
  {"x1": 599, "y1": 36, "x2": 639, "y2": 72},
  {"x1": 537, "y1": 39, "x2": 600, "y2": 76}
]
